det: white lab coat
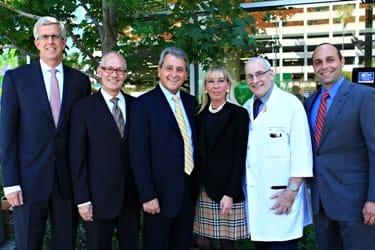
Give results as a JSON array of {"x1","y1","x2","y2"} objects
[{"x1": 243, "y1": 85, "x2": 313, "y2": 241}]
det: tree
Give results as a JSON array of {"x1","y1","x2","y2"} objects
[{"x1": 0, "y1": 0, "x2": 260, "y2": 83}]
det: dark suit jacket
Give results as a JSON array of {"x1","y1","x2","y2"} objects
[
  {"x1": 129, "y1": 86, "x2": 198, "y2": 217},
  {"x1": 69, "y1": 91, "x2": 138, "y2": 219},
  {"x1": 305, "y1": 79, "x2": 375, "y2": 221},
  {"x1": 197, "y1": 103, "x2": 249, "y2": 203},
  {"x1": 0, "y1": 61, "x2": 91, "y2": 201}
]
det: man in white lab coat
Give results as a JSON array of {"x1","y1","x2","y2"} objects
[{"x1": 243, "y1": 57, "x2": 313, "y2": 250}]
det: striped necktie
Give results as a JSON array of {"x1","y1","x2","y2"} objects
[
  {"x1": 314, "y1": 91, "x2": 329, "y2": 146},
  {"x1": 172, "y1": 95, "x2": 194, "y2": 175},
  {"x1": 110, "y1": 97, "x2": 125, "y2": 138}
]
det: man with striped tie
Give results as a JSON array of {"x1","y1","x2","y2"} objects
[
  {"x1": 306, "y1": 43, "x2": 375, "y2": 250},
  {"x1": 129, "y1": 47, "x2": 198, "y2": 250},
  {"x1": 69, "y1": 51, "x2": 139, "y2": 250}
]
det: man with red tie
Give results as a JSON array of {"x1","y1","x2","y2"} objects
[{"x1": 306, "y1": 43, "x2": 375, "y2": 250}]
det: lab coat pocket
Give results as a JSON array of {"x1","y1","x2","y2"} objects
[{"x1": 265, "y1": 131, "x2": 288, "y2": 158}]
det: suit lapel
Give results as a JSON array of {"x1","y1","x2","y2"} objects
[
  {"x1": 318, "y1": 80, "x2": 351, "y2": 148},
  {"x1": 154, "y1": 86, "x2": 180, "y2": 132},
  {"x1": 122, "y1": 91, "x2": 131, "y2": 141},
  {"x1": 32, "y1": 62, "x2": 55, "y2": 125},
  {"x1": 96, "y1": 91, "x2": 125, "y2": 141},
  {"x1": 57, "y1": 65, "x2": 73, "y2": 129}
]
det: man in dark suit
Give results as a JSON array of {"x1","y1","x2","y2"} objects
[
  {"x1": 129, "y1": 46, "x2": 197, "y2": 250},
  {"x1": 0, "y1": 16, "x2": 91, "y2": 249},
  {"x1": 306, "y1": 43, "x2": 375, "y2": 250},
  {"x1": 69, "y1": 51, "x2": 139, "y2": 250}
]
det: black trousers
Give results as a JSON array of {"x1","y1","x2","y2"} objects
[
  {"x1": 85, "y1": 207, "x2": 140, "y2": 250},
  {"x1": 143, "y1": 176, "x2": 195, "y2": 250},
  {"x1": 12, "y1": 183, "x2": 77, "y2": 250}
]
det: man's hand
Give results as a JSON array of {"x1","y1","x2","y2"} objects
[
  {"x1": 270, "y1": 189, "x2": 296, "y2": 215},
  {"x1": 143, "y1": 198, "x2": 160, "y2": 214},
  {"x1": 363, "y1": 201, "x2": 375, "y2": 225},
  {"x1": 79, "y1": 204, "x2": 93, "y2": 222},
  {"x1": 220, "y1": 195, "x2": 233, "y2": 215},
  {"x1": 6, "y1": 191, "x2": 23, "y2": 207}
]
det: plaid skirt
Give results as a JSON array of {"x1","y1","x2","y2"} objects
[{"x1": 193, "y1": 190, "x2": 249, "y2": 240}]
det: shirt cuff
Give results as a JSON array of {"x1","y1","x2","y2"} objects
[
  {"x1": 3, "y1": 185, "x2": 22, "y2": 196},
  {"x1": 77, "y1": 201, "x2": 92, "y2": 208}
]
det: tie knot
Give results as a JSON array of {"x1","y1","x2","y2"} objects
[
  {"x1": 50, "y1": 68, "x2": 58, "y2": 75},
  {"x1": 322, "y1": 91, "x2": 329, "y2": 100},
  {"x1": 110, "y1": 97, "x2": 119, "y2": 105},
  {"x1": 172, "y1": 95, "x2": 180, "y2": 103},
  {"x1": 254, "y1": 98, "x2": 262, "y2": 105}
]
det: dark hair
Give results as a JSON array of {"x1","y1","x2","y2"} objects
[{"x1": 312, "y1": 43, "x2": 343, "y2": 60}]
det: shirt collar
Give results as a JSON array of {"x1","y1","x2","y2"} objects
[
  {"x1": 100, "y1": 88, "x2": 124, "y2": 103},
  {"x1": 320, "y1": 76, "x2": 345, "y2": 99},
  {"x1": 255, "y1": 83, "x2": 274, "y2": 104},
  {"x1": 40, "y1": 59, "x2": 63, "y2": 74},
  {"x1": 159, "y1": 82, "x2": 181, "y2": 101}
]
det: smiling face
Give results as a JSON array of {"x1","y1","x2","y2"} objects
[
  {"x1": 158, "y1": 54, "x2": 188, "y2": 94},
  {"x1": 97, "y1": 53, "x2": 127, "y2": 96},
  {"x1": 312, "y1": 44, "x2": 345, "y2": 89},
  {"x1": 245, "y1": 61, "x2": 274, "y2": 98},
  {"x1": 205, "y1": 71, "x2": 230, "y2": 106},
  {"x1": 34, "y1": 24, "x2": 66, "y2": 67}
]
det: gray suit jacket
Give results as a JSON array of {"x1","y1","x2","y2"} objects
[{"x1": 305, "y1": 79, "x2": 375, "y2": 222}]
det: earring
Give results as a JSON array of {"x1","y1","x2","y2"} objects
[{"x1": 204, "y1": 90, "x2": 208, "y2": 93}]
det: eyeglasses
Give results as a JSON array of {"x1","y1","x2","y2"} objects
[
  {"x1": 100, "y1": 67, "x2": 127, "y2": 75},
  {"x1": 245, "y1": 69, "x2": 271, "y2": 82},
  {"x1": 37, "y1": 34, "x2": 64, "y2": 41}
]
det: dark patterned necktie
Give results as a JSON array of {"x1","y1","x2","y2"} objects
[
  {"x1": 253, "y1": 98, "x2": 262, "y2": 119},
  {"x1": 110, "y1": 97, "x2": 125, "y2": 138}
]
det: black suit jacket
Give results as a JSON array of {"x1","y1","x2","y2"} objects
[
  {"x1": 129, "y1": 86, "x2": 198, "y2": 217},
  {"x1": 0, "y1": 61, "x2": 91, "y2": 201},
  {"x1": 197, "y1": 102, "x2": 249, "y2": 203},
  {"x1": 69, "y1": 91, "x2": 139, "y2": 219}
]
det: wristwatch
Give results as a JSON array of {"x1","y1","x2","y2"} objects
[{"x1": 287, "y1": 183, "x2": 299, "y2": 193}]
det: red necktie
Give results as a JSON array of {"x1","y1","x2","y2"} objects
[{"x1": 314, "y1": 91, "x2": 329, "y2": 145}]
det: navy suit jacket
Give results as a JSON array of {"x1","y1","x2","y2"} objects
[
  {"x1": 305, "y1": 79, "x2": 375, "y2": 221},
  {"x1": 0, "y1": 61, "x2": 91, "y2": 201},
  {"x1": 69, "y1": 91, "x2": 139, "y2": 219},
  {"x1": 129, "y1": 86, "x2": 198, "y2": 217}
]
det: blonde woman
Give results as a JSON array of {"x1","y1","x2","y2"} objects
[{"x1": 194, "y1": 67, "x2": 249, "y2": 250}]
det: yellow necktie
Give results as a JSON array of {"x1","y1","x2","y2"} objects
[{"x1": 172, "y1": 95, "x2": 194, "y2": 175}]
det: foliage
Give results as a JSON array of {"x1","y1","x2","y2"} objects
[{"x1": 0, "y1": 0, "x2": 261, "y2": 83}]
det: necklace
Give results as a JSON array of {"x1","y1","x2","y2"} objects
[{"x1": 208, "y1": 101, "x2": 226, "y2": 113}]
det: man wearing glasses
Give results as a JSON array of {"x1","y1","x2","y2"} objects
[
  {"x1": 0, "y1": 16, "x2": 91, "y2": 249},
  {"x1": 69, "y1": 51, "x2": 139, "y2": 250},
  {"x1": 243, "y1": 57, "x2": 313, "y2": 250}
]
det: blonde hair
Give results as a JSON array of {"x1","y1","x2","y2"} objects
[{"x1": 198, "y1": 66, "x2": 236, "y2": 113}]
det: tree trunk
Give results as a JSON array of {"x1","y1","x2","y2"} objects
[
  {"x1": 102, "y1": 0, "x2": 117, "y2": 54},
  {"x1": 364, "y1": 5, "x2": 372, "y2": 67}
]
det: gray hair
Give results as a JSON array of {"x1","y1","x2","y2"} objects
[
  {"x1": 99, "y1": 51, "x2": 127, "y2": 69},
  {"x1": 158, "y1": 46, "x2": 189, "y2": 73},
  {"x1": 33, "y1": 16, "x2": 66, "y2": 40},
  {"x1": 245, "y1": 57, "x2": 272, "y2": 71}
]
